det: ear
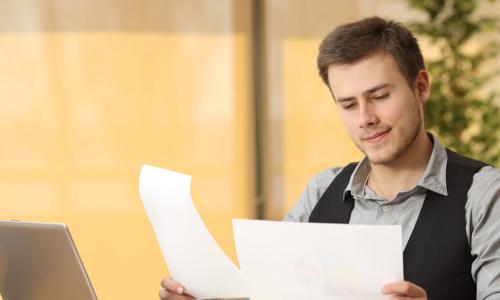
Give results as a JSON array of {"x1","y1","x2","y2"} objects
[{"x1": 414, "y1": 70, "x2": 430, "y2": 103}]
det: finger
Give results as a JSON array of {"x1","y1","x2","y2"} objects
[
  {"x1": 159, "y1": 288, "x2": 195, "y2": 300},
  {"x1": 382, "y1": 281, "x2": 426, "y2": 297},
  {"x1": 159, "y1": 288, "x2": 168, "y2": 300},
  {"x1": 388, "y1": 297, "x2": 415, "y2": 300},
  {"x1": 160, "y1": 277, "x2": 186, "y2": 294}
]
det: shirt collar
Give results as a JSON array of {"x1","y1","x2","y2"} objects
[{"x1": 343, "y1": 133, "x2": 448, "y2": 200}]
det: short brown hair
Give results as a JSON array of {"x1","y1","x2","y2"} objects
[{"x1": 317, "y1": 16, "x2": 425, "y2": 88}]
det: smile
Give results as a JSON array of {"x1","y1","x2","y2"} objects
[{"x1": 362, "y1": 129, "x2": 391, "y2": 143}]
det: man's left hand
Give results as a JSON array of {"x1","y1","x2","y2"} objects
[{"x1": 381, "y1": 281, "x2": 427, "y2": 300}]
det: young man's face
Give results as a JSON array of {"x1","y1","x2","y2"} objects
[{"x1": 327, "y1": 52, "x2": 428, "y2": 165}]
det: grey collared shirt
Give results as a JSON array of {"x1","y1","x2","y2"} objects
[{"x1": 284, "y1": 137, "x2": 500, "y2": 300}]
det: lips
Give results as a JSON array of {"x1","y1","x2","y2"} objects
[{"x1": 362, "y1": 129, "x2": 391, "y2": 142}]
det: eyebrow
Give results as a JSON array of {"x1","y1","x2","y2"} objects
[
  {"x1": 336, "y1": 83, "x2": 394, "y2": 103},
  {"x1": 363, "y1": 83, "x2": 393, "y2": 95}
]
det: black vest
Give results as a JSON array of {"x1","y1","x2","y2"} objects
[{"x1": 309, "y1": 149, "x2": 487, "y2": 300}]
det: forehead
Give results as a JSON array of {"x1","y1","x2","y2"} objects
[{"x1": 327, "y1": 53, "x2": 405, "y2": 97}]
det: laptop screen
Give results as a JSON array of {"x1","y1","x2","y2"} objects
[{"x1": 0, "y1": 220, "x2": 98, "y2": 300}]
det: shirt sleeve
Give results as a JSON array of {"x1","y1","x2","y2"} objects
[
  {"x1": 466, "y1": 165, "x2": 500, "y2": 300},
  {"x1": 283, "y1": 167, "x2": 342, "y2": 222}
]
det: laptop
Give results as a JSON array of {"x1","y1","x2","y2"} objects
[{"x1": 0, "y1": 220, "x2": 98, "y2": 300}]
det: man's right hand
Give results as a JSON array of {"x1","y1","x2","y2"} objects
[{"x1": 159, "y1": 276, "x2": 195, "y2": 300}]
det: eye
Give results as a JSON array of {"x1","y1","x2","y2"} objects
[
  {"x1": 373, "y1": 93, "x2": 389, "y2": 100},
  {"x1": 341, "y1": 102, "x2": 356, "y2": 110}
]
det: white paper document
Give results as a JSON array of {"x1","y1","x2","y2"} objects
[
  {"x1": 139, "y1": 165, "x2": 247, "y2": 299},
  {"x1": 139, "y1": 164, "x2": 403, "y2": 300},
  {"x1": 233, "y1": 219, "x2": 403, "y2": 300}
]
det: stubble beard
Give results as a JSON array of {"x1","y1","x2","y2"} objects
[{"x1": 358, "y1": 110, "x2": 423, "y2": 165}]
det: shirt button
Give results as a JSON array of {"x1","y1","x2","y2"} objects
[{"x1": 382, "y1": 206, "x2": 390, "y2": 212}]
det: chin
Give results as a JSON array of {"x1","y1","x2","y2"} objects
[
  {"x1": 365, "y1": 148, "x2": 399, "y2": 165},
  {"x1": 368, "y1": 155, "x2": 396, "y2": 165}
]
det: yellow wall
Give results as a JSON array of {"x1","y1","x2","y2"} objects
[{"x1": 0, "y1": 1, "x2": 254, "y2": 298}]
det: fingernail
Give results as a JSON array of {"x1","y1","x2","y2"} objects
[{"x1": 177, "y1": 287, "x2": 184, "y2": 294}]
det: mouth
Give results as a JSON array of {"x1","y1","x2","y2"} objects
[{"x1": 362, "y1": 129, "x2": 391, "y2": 143}]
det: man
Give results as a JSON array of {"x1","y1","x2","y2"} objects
[{"x1": 159, "y1": 17, "x2": 500, "y2": 300}]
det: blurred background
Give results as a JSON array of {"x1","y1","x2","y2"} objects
[{"x1": 0, "y1": 0, "x2": 498, "y2": 298}]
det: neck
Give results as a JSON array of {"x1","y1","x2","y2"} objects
[{"x1": 368, "y1": 130, "x2": 433, "y2": 201}]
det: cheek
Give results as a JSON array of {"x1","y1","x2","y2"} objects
[{"x1": 382, "y1": 95, "x2": 413, "y2": 121}]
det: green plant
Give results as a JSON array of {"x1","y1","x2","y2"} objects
[{"x1": 408, "y1": 0, "x2": 500, "y2": 165}]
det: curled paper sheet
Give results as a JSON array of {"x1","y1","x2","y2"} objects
[{"x1": 139, "y1": 164, "x2": 247, "y2": 299}]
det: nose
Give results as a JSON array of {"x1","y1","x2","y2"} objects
[{"x1": 359, "y1": 101, "x2": 379, "y2": 128}]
